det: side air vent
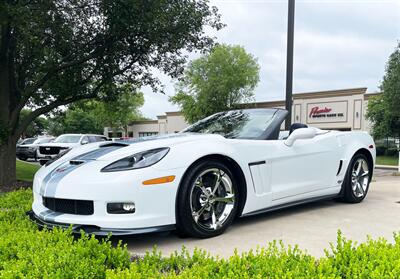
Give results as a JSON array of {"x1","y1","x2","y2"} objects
[
  {"x1": 70, "y1": 160, "x2": 85, "y2": 165},
  {"x1": 336, "y1": 160, "x2": 343, "y2": 176}
]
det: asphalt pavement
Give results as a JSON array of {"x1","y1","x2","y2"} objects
[{"x1": 118, "y1": 170, "x2": 400, "y2": 258}]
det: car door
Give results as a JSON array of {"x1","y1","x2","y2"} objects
[{"x1": 269, "y1": 134, "x2": 340, "y2": 202}]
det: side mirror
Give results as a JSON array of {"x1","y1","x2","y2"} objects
[
  {"x1": 81, "y1": 139, "x2": 89, "y2": 145},
  {"x1": 284, "y1": 128, "x2": 316, "y2": 147}
]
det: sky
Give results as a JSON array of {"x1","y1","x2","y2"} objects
[{"x1": 140, "y1": 0, "x2": 400, "y2": 119}]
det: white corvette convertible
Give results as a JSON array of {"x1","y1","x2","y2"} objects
[{"x1": 28, "y1": 108, "x2": 375, "y2": 238}]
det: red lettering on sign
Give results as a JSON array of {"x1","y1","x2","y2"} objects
[{"x1": 309, "y1": 106, "x2": 332, "y2": 117}]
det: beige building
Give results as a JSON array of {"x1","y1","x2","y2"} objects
[{"x1": 104, "y1": 87, "x2": 380, "y2": 138}]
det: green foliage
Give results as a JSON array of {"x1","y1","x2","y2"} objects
[
  {"x1": 47, "y1": 85, "x2": 144, "y2": 136},
  {"x1": 1, "y1": 189, "x2": 400, "y2": 278},
  {"x1": 0, "y1": 189, "x2": 130, "y2": 278},
  {"x1": 48, "y1": 109, "x2": 104, "y2": 136},
  {"x1": 16, "y1": 160, "x2": 40, "y2": 182},
  {"x1": 84, "y1": 85, "x2": 145, "y2": 136},
  {"x1": 376, "y1": 156, "x2": 398, "y2": 166},
  {"x1": 321, "y1": 231, "x2": 400, "y2": 278},
  {"x1": 367, "y1": 42, "x2": 400, "y2": 139},
  {"x1": 0, "y1": 0, "x2": 223, "y2": 187},
  {"x1": 170, "y1": 44, "x2": 260, "y2": 123},
  {"x1": 19, "y1": 109, "x2": 49, "y2": 138}
]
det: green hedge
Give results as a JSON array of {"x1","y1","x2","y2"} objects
[{"x1": 1, "y1": 189, "x2": 400, "y2": 278}]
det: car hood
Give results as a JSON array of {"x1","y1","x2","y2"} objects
[
  {"x1": 17, "y1": 143, "x2": 36, "y2": 148},
  {"x1": 67, "y1": 133, "x2": 225, "y2": 162},
  {"x1": 39, "y1": 142, "x2": 80, "y2": 148}
]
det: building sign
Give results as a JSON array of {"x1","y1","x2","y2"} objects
[{"x1": 306, "y1": 101, "x2": 348, "y2": 124}]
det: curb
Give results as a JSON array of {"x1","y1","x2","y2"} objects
[{"x1": 375, "y1": 164, "x2": 398, "y2": 170}]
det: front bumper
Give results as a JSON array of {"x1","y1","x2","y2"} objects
[
  {"x1": 16, "y1": 148, "x2": 36, "y2": 158},
  {"x1": 26, "y1": 210, "x2": 175, "y2": 236},
  {"x1": 32, "y1": 161, "x2": 186, "y2": 233}
]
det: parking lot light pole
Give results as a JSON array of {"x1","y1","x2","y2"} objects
[{"x1": 285, "y1": 0, "x2": 295, "y2": 130}]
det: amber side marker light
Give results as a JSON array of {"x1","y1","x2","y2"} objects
[{"x1": 142, "y1": 175, "x2": 175, "y2": 185}]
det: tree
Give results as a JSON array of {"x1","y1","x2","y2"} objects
[
  {"x1": 170, "y1": 44, "x2": 260, "y2": 123},
  {"x1": 47, "y1": 109, "x2": 103, "y2": 136},
  {"x1": 90, "y1": 85, "x2": 145, "y2": 136},
  {"x1": 367, "y1": 42, "x2": 400, "y2": 139},
  {"x1": 47, "y1": 86, "x2": 144, "y2": 136},
  {"x1": 0, "y1": 1, "x2": 223, "y2": 188},
  {"x1": 19, "y1": 109, "x2": 49, "y2": 138}
]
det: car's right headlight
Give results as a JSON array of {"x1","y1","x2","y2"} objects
[{"x1": 101, "y1": 148, "x2": 170, "y2": 172}]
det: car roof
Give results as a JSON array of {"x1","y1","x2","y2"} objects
[{"x1": 57, "y1": 134, "x2": 106, "y2": 137}]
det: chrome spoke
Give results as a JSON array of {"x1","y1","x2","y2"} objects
[
  {"x1": 357, "y1": 182, "x2": 364, "y2": 196},
  {"x1": 195, "y1": 181, "x2": 208, "y2": 196},
  {"x1": 213, "y1": 193, "x2": 235, "y2": 204},
  {"x1": 189, "y1": 167, "x2": 235, "y2": 231},
  {"x1": 356, "y1": 161, "x2": 362, "y2": 175},
  {"x1": 351, "y1": 158, "x2": 369, "y2": 198},
  {"x1": 211, "y1": 170, "x2": 224, "y2": 195},
  {"x1": 211, "y1": 206, "x2": 218, "y2": 230},
  {"x1": 192, "y1": 205, "x2": 207, "y2": 224}
]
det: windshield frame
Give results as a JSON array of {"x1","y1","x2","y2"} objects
[
  {"x1": 182, "y1": 108, "x2": 287, "y2": 140},
  {"x1": 54, "y1": 135, "x2": 82, "y2": 144}
]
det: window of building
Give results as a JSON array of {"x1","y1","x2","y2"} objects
[
  {"x1": 138, "y1": 132, "x2": 158, "y2": 137},
  {"x1": 128, "y1": 132, "x2": 133, "y2": 137}
]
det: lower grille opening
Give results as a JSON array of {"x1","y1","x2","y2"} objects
[{"x1": 43, "y1": 197, "x2": 94, "y2": 215}]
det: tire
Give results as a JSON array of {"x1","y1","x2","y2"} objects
[
  {"x1": 339, "y1": 153, "x2": 371, "y2": 203},
  {"x1": 176, "y1": 160, "x2": 239, "y2": 238}
]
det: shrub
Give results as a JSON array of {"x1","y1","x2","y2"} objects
[
  {"x1": 0, "y1": 189, "x2": 130, "y2": 278},
  {"x1": 386, "y1": 148, "x2": 399, "y2": 157},
  {"x1": 1, "y1": 189, "x2": 400, "y2": 278},
  {"x1": 376, "y1": 146, "x2": 386, "y2": 156}
]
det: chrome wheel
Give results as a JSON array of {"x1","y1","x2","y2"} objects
[
  {"x1": 189, "y1": 168, "x2": 235, "y2": 231},
  {"x1": 351, "y1": 158, "x2": 369, "y2": 198}
]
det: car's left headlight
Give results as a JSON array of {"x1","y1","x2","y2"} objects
[{"x1": 101, "y1": 147, "x2": 170, "y2": 172}]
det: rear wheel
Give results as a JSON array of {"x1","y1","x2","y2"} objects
[
  {"x1": 340, "y1": 154, "x2": 371, "y2": 203},
  {"x1": 176, "y1": 160, "x2": 239, "y2": 238}
]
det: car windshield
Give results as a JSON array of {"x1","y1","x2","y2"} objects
[
  {"x1": 33, "y1": 138, "x2": 53, "y2": 144},
  {"x1": 22, "y1": 138, "x2": 35, "y2": 144},
  {"x1": 54, "y1": 135, "x2": 81, "y2": 143},
  {"x1": 182, "y1": 109, "x2": 278, "y2": 139}
]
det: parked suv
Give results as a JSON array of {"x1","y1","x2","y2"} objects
[
  {"x1": 37, "y1": 134, "x2": 108, "y2": 165},
  {"x1": 16, "y1": 137, "x2": 54, "y2": 161}
]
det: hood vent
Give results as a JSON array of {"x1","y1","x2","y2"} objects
[{"x1": 70, "y1": 160, "x2": 85, "y2": 165}]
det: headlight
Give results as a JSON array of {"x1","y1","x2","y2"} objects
[{"x1": 101, "y1": 148, "x2": 169, "y2": 172}]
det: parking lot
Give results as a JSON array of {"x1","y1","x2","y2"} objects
[{"x1": 119, "y1": 169, "x2": 400, "y2": 258}]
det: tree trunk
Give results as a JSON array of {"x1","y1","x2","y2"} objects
[{"x1": 0, "y1": 138, "x2": 17, "y2": 191}]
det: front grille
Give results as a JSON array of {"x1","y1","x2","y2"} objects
[
  {"x1": 43, "y1": 197, "x2": 94, "y2": 215},
  {"x1": 39, "y1": 146, "x2": 61, "y2": 155}
]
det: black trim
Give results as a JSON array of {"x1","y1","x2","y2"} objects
[
  {"x1": 241, "y1": 194, "x2": 339, "y2": 217},
  {"x1": 248, "y1": 160, "x2": 266, "y2": 166},
  {"x1": 26, "y1": 211, "x2": 175, "y2": 236},
  {"x1": 336, "y1": 160, "x2": 343, "y2": 176},
  {"x1": 257, "y1": 109, "x2": 289, "y2": 140}
]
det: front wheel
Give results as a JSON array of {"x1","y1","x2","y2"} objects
[
  {"x1": 340, "y1": 154, "x2": 371, "y2": 203},
  {"x1": 176, "y1": 160, "x2": 239, "y2": 238}
]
